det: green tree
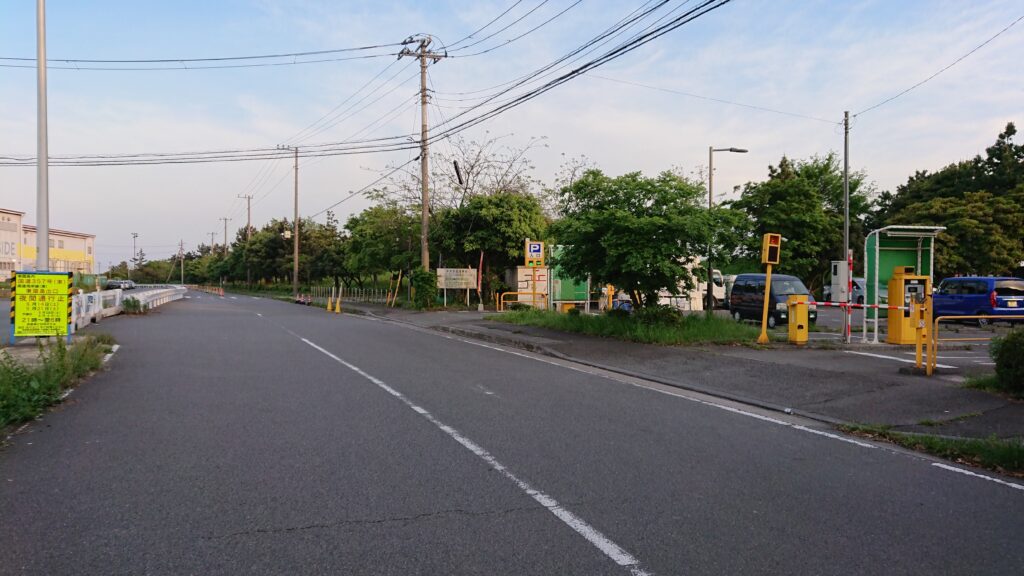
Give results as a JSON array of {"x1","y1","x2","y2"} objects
[
  {"x1": 877, "y1": 122, "x2": 1024, "y2": 277},
  {"x1": 432, "y1": 191, "x2": 547, "y2": 301},
  {"x1": 551, "y1": 169, "x2": 712, "y2": 309},
  {"x1": 729, "y1": 155, "x2": 872, "y2": 290}
]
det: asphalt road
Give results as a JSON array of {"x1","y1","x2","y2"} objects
[{"x1": 1, "y1": 293, "x2": 1022, "y2": 575}]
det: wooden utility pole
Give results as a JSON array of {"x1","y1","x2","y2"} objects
[{"x1": 400, "y1": 36, "x2": 444, "y2": 271}]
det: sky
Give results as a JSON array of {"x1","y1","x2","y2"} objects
[{"x1": 2, "y1": 0, "x2": 1022, "y2": 269}]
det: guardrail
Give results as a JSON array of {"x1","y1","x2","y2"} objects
[
  {"x1": 927, "y1": 314, "x2": 1005, "y2": 375},
  {"x1": 497, "y1": 291, "x2": 548, "y2": 311},
  {"x1": 67, "y1": 285, "x2": 186, "y2": 334}
]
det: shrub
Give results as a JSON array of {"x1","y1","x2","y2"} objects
[
  {"x1": 0, "y1": 335, "x2": 112, "y2": 428},
  {"x1": 605, "y1": 308, "x2": 631, "y2": 320},
  {"x1": 410, "y1": 269, "x2": 437, "y2": 309},
  {"x1": 566, "y1": 307, "x2": 581, "y2": 317},
  {"x1": 991, "y1": 329, "x2": 1024, "y2": 393},
  {"x1": 122, "y1": 297, "x2": 148, "y2": 315},
  {"x1": 634, "y1": 304, "x2": 684, "y2": 326}
]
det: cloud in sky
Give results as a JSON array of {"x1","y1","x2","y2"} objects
[{"x1": 1, "y1": 0, "x2": 1022, "y2": 267}]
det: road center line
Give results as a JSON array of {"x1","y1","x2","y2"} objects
[{"x1": 298, "y1": 336, "x2": 651, "y2": 576}]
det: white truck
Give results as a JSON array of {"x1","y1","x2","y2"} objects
[{"x1": 658, "y1": 261, "x2": 725, "y2": 311}]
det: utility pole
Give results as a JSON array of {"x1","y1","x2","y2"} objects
[
  {"x1": 237, "y1": 194, "x2": 253, "y2": 241},
  {"x1": 277, "y1": 145, "x2": 300, "y2": 297},
  {"x1": 36, "y1": 0, "x2": 49, "y2": 272},
  {"x1": 179, "y1": 240, "x2": 184, "y2": 285},
  {"x1": 220, "y1": 217, "x2": 231, "y2": 257},
  {"x1": 208, "y1": 232, "x2": 217, "y2": 253},
  {"x1": 843, "y1": 111, "x2": 851, "y2": 343},
  {"x1": 130, "y1": 232, "x2": 138, "y2": 280},
  {"x1": 400, "y1": 36, "x2": 444, "y2": 271},
  {"x1": 238, "y1": 194, "x2": 253, "y2": 285}
]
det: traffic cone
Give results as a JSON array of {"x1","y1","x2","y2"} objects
[
  {"x1": 326, "y1": 295, "x2": 333, "y2": 312},
  {"x1": 334, "y1": 297, "x2": 341, "y2": 314}
]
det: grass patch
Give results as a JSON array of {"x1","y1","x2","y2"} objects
[
  {"x1": 0, "y1": 335, "x2": 114, "y2": 429},
  {"x1": 493, "y1": 309, "x2": 759, "y2": 345},
  {"x1": 840, "y1": 423, "x2": 1024, "y2": 477},
  {"x1": 964, "y1": 374, "x2": 1024, "y2": 400}
]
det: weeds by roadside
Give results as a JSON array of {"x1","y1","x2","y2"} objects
[
  {"x1": 493, "y1": 308, "x2": 758, "y2": 345},
  {"x1": 840, "y1": 423, "x2": 1024, "y2": 477},
  {"x1": 0, "y1": 335, "x2": 115, "y2": 429}
]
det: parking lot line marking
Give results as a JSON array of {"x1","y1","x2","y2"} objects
[
  {"x1": 844, "y1": 350, "x2": 956, "y2": 369},
  {"x1": 932, "y1": 463, "x2": 1024, "y2": 492},
  {"x1": 299, "y1": 336, "x2": 652, "y2": 576}
]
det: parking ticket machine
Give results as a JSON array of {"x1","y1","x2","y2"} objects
[{"x1": 887, "y1": 266, "x2": 930, "y2": 344}]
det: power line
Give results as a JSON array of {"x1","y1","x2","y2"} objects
[
  {"x1": 855, "y1": 13, "x2": 1024, "y2": 116},
  {"x1": 311, "y1": 157, "x2": 420, "y2": 218},
  {"x1": 283, "y1": 59, "x2": 414, "y2": 145},
  {"x1": 0, "y1": 42, "x2": 403, "y2": 63},
  {"x1": 0, "y1": 52, "x2": 400, "y2": 71},
  {"x1": 442, "y1": 1, "x2": 525, "y2": 49},
  {"x1": 447, "y1": 0, "x2": 584, "y2": 59},
  {"x1": 585, "y1": 73, "x2": 840, "y2": 124},
  {"x1": 447, "y1": 0, "x2": 552, "y2": 53}
]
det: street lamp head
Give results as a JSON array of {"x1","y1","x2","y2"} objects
[{"x1": 728, "y1": 148, "x2": 748, "y2": 153}]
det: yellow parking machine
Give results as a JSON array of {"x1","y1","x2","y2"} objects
[{"x1": 887, "y1": 266, "x2": 930, "y2": 345}]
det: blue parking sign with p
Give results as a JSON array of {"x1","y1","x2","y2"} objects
[{"x1": 528, "y1": 242, "x2": 542, "y2": 255}]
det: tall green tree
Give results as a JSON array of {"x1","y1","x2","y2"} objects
[
  {"x1": 552, "y1": 169, "x2": 712, "y2": 308},
  {"x1": 877, "y1": 123, "x2": 1024, "y2": 276},
  {"x1": 432, "y1": 191, "x2": 547, "y2": 300},
  {"x1": 730, "y1": 154, "x2": 872, "y2": 290}
]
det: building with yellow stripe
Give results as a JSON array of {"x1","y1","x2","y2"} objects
[{"x1": 0, "y1": 208, "x2": 95, "y2": 281}]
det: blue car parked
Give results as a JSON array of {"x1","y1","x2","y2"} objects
[{"x1": 933, "y1": 276, "x2": 1024, "y2": 325}]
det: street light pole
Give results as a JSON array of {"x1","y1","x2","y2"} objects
[
  {"x1": 35, "y1": 0, "x2": 49, "y2": 272},
  {"x1": 707, "y1": 146, "x2": 747, "y2": 316}
]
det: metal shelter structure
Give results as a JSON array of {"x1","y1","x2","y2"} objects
[{"x1": 863, "y1": 225, "x2": 945, "y2": 344}]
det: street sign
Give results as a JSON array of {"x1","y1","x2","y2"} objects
[
  {"x1": 437, "y1": 268, "x2": 477, "y2": 290},
  {"x1": 525, "y1": 240, "x2": 545, "y2": 267},
  {"x1": 11, "y1": 271, "x2": 72, "y2": 340}
]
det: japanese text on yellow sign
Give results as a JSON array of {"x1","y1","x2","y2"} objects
[{"x1": 13, "y1": 272, "x2": 70, "y2": 337}]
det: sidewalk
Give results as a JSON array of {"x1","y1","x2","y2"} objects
[{"x1": 343, "y1": 302, "x2": 1023, "y2": 441}]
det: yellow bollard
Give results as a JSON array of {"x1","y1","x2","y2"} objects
[
  {"x1": 326, "y1": 295, "x2": 334, "y2": 312},
  {"x1": 334, "y1": 295, "x2": 341, "y2": 314}
]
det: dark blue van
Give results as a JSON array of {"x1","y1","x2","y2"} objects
[
  {"x1": 933, "y1": 277, "x2": 1024, "y2": 325},
  {"x1": 729, "y1": 273, "x2": 817, "y2": 328}
]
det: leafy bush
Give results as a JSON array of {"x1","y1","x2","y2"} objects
[
  {"x1": 496, "y1": 309, "x2": 758, "y2": 345},
  {"x1": 634, "y1": 304, "x2": 684, "y2": 326},
  {"x1": 410, "y1": 269, "x2": 437, "y2": 309},
  {"x1": 566, "y1": 307, "x2": 581, "y2": 317},
  {"x1": 605, "y1": 308, "x2": 631, "y2": 320},
  {"x1": 1, "y1": 335, "x2": 112, "y2": 428},
  {"x1": 991, "y1": 329, "x2": 1024, "y2": 393},
  {"x1": 122, "y1": 296, "x2": 148, "y2": 315}
]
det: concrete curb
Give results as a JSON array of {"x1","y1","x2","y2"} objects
[{"x1": 431, "y1": 324, "x2": 846, "y2": 427}]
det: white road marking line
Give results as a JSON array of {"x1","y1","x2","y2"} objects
[
  {"x1": 975, "y1": 361, "x2": 996, "y2": 365},
  {"x1": 475, "y1": 384, "x2": 497, "y2": 396},
  {"x1": 932, "y1": 463, "x2": 1024, "y2": 491},
  {"x1": 256, "y1": 313, "x2": 263, "y2": 317},
  {"x1": 299, "y1": 336, "x2": 651, "y2": 576},
  {"x1": 844, "y1": 350, "x2": 956, "y2": 369},
  {"x1": 102, "y1": 344, "x2": 121, "y2": 365},
  {"x1": 900, "y1": 352, "x2": 983, "y2": 359}
]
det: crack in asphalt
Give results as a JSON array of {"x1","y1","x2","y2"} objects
[{"x1": 203, "y1": 500, "x2": 584, "y2": 540}]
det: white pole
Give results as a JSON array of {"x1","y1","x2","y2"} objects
[{"x1": 35, "y1": 0, "x2": 49, "y2": 271}]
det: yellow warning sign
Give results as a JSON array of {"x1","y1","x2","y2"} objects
[{"x1": 12, "y1": 272, "x2": 71, "y2": 338}]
